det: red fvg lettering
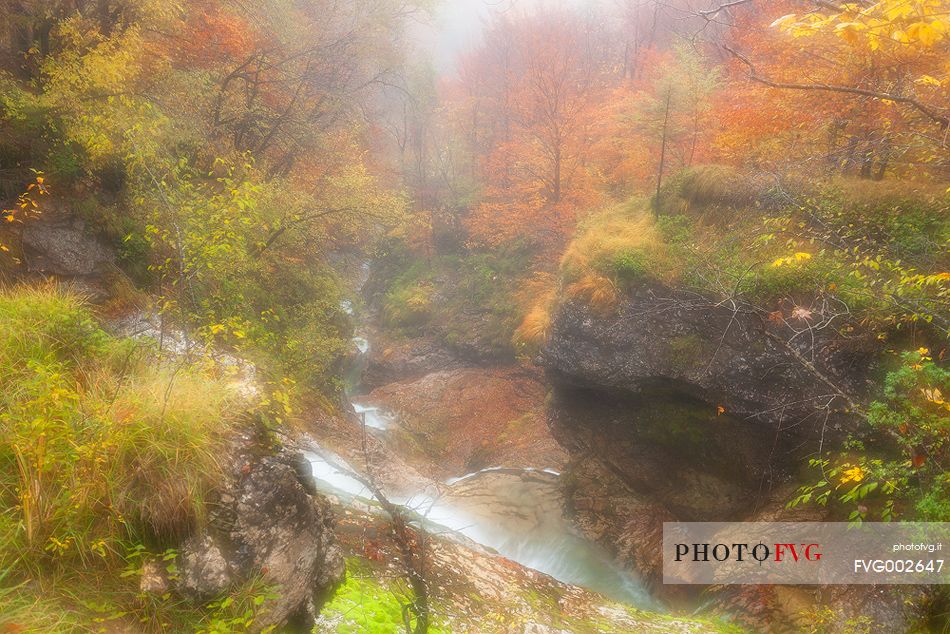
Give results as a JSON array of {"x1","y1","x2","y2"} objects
[{"x1": 774, "y1": 543, "x2": 822, "y2": 562}]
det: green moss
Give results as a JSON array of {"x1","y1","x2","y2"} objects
[{"x1": 320, "y1": 559, "x2": 447, "y2": 633}]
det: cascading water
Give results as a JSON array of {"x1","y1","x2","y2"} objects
[
  {"x1": 318, "y1": 299, "x2": 656, "y2": 610},
  {"x1": 352, "y1": 402, "x2": 391, "y2": 431},
  {"x1": 305, "y1": 448, "x2": 654, "y2": 608}
]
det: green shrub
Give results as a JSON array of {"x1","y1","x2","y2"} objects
[
  {"x1": 382, "y1": 262, "x2": 435, "y2": 332},
  {"x1": 790, "y1": 349, "x2": 949, "y2": 523},
  {"x1": 610, "y1": 248, "x2": 648, "y2": 282}
]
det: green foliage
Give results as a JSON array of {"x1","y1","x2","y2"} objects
[
  {"x1": 0, "y1": 285, "x2": 280, "y2": 632},
  {"x1": 814, "y1": 179, "x2": 949, "y2": 264},
  {"x1": 789, "y1": 349, "x2": 949, "y2": 523},
  {"x1": 610, "y1": 248, "x2": 649, "y2": 282},
  {"x1": 197, "y1": 577, "x2": 279, "y2": 634},
  {"x1": 382, "y1": 259, "x2": 436, "y2": 331},
  {"x1": 0, "y1": 286, "x2": 237, "y2": 565},
  {"x1": 375, "y1": 240, "x2": 529, "y2": 358},
  {"x1": 1, "y1": 0, "x2": 409, "y2": 405},
  {"x1": 643, "y1": 168, "x2": 950, "y2": 334},
  {"x1": 133, "y1": 156, "x2": 354, "y2": 403}
]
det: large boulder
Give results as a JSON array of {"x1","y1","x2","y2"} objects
[
  {"x1": 540, "y1": 283, "x2": 879, "y2": 538},
  {"x1": 541, "y1": 285, "x2": 878, "y2": 531},
  {"x1": 539, "y1": 285, "x2": 937, "y2": 632},
  {"x1": 542, "y1": 285, "x2": 876, "y2": 440},
  {"x1": 177, "y1": 431, "x2": 344, "y2": 632}
]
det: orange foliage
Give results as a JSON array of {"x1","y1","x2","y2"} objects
[
  {"x1": 450, "y1": 10, "x2": 607, "y2": 249},
  {"x1": 175, "y1": 0, "x2": 259, "y2": 68}
]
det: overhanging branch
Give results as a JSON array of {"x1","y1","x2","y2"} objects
[{"x1": 723, "y1": 45, "x2": 950, "y2": 130}]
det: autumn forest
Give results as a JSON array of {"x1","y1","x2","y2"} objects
[{"x1": 0, "y1": 0, "x2": 948, "y2": 632}]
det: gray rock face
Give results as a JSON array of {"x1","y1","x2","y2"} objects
[
  {"x1": 21, "y1": 215, "x2": 113, "y2": 277},
  {"x1": 359, "y1": 332, "x2": 463, "y2": 391},
  {"x1": 539, "y1": 285, "x2": 925, "y2": 632},
  {"x1": 178, "y1": 436, "x2": 344, "y2": 632},
  {"x1": 541, "y1": 284, "x2": 878, "y2": 529},
  {"x1": 543, "y1": 285, "x2": 875, "y2": 442}
]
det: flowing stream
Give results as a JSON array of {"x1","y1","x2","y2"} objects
[{"x1": 306, "y1": 312, "x2": 655, "y2": 609}]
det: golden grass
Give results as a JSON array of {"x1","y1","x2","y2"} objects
[
  {"x1": 0, "y1": 284, "x2": 238, "y2": 563},
  {"x1": 512, "y1": 271, "x2": 558, "y2": 353},
  {"x1": 565, "y1": 273, "x2": 619, "y2": 313},
  {"x1": 561, "y1": 199, "x2": 663, "y2": 277},
  {"x1": 559, "y1": 199, "x2": 674, "y2": 312},
  {"x1": 513, "y1": 304, "x2": 553, "y2": 353}
]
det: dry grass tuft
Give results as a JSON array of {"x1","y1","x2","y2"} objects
[
  {"x1": 558, "y1": 199, "x2": 674, "y2": 313},
  {"x1": 675, "y1": 164, "x2": 777, "y2": 210},
  {"x1": 564, "y1": 273, "x2": 619, "y2": 313},
  {"x1": 512, "y1": 271, "x2": 558, "y2": 354},
  {"x1": 513, "y1": 304, "x2": 553, "y2": 353}
]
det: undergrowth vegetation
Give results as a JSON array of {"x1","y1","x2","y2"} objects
[
  {"x1": 0, "y1": 284, "x2": 254, "y2": 631},
  {"x1": 559, "y1": 166, "x2": 949, "y2": 335},
  {"x1": 372, "y1": 240, "x2": 532, "y2": 359}
]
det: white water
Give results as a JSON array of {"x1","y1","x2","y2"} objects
[
  {"x1": 324, "y1": 308, "x2": 655, "y2": 609},
  {"x1": 304, "y1": 448, "x2": 654, "y2": 609},
  {"x1": 445, "y1": 465, "x2": 562, "y2": 485},
  {"x1": 352, "y1": 402, "x2": 391, "y2": 431},
  {"x1": 352, "y1": 336, "x2": 370, "y2": 354}
]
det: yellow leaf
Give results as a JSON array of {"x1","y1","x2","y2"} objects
[{"x1": 840, "y1": 465, "x2": 865, "y2": 484}]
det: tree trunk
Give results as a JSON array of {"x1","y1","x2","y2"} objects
[{"x1": 654, "y1": 88, "x2": 673, "y2": 216}]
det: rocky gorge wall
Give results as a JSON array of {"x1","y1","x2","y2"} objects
[{"x1": 540, "y1": 284, "x2": 938, "y2": 630}]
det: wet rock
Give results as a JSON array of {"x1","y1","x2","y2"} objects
[
  {"x1": 360, "y1": 331, "x2": 463, "y2": 390},
  {"x1": 178, "y1": 432, "x2": 344, "y2": 632},
  {"x1": 362, "y1": 366, "x2": 567, "y2": 479},
  {"x1": 21, "y1": 213, "x2": 113, "y2": 278}
]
